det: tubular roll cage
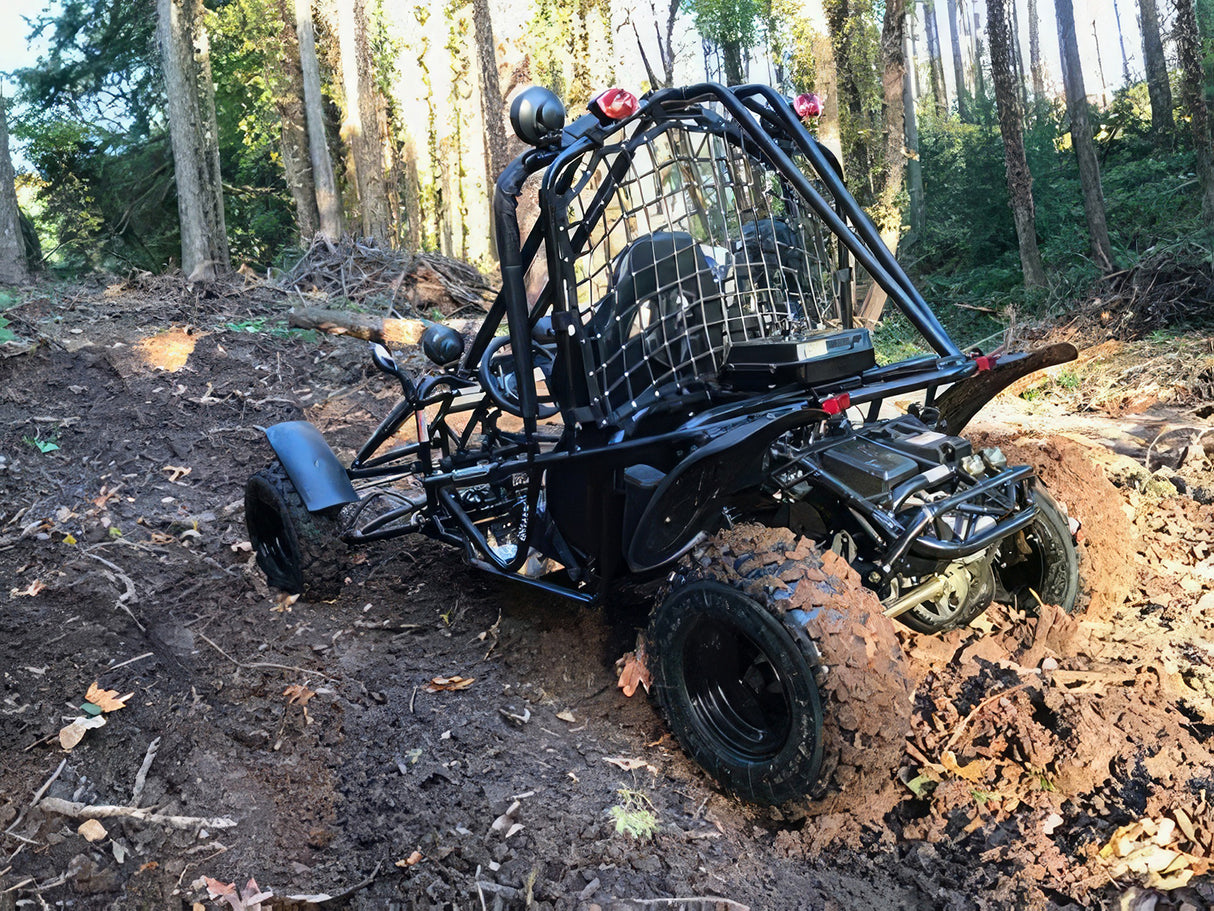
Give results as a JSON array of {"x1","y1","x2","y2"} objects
[{"x1": 337, "y1": 83, "x2": 1038, "y2": 592}]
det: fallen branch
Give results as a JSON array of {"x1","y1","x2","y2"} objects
[
  {"x1": 197, "y1": 631, "x2": 341, "y2": 682},
  {"x1": 36, "y1": 797, "x2": 235, "y2": 831},
  {"x1": 131, "y1": 737, "x2": 161, "y2": 807},
  {"x1": 3, "y1": 758, "x2": 67, "y2": 841},
  {"x1": 288, "y1": 306, "x2": 432, "y2": 348}
]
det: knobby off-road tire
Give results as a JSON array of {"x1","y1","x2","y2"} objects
[
  {"x1": 647, "y1": 524, "x2": 913, "y2": 806},
  {"x1": 996, "y1": 486, "x2": 1080, "y2": 614},
  {"x1": 245, "y1": 464, "x2": 347, "y2": 601}
]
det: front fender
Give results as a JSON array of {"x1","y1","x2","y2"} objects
[{"x1": 264, "y1": 421, "x2": 359, "y2": 512}]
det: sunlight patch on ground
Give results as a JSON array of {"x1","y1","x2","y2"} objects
[{"x1": 136, "y1": 327, "x2": 202, "y2": 372}]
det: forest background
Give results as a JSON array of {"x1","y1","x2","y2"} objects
[{"x1": 0, "y1": 0, "x2": 1212, "y2": 341}]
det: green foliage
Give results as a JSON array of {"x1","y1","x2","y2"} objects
[
  {"x1": 822, "y1": 0, "x2": 883, "y2": 205},
  {"x1": 908, "y1": 79, "x2": 1205, "y2": 319},
  {"x1": 608, "y1": 789, "x2": 658, "y2": 841},
  {"x1": 524, "y1": 0, "x2": 615, "y2": 106}
]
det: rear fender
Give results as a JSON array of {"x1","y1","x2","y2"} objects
[
  {"x1": 936, "y1": 343, "x2": 1078, "y2": 433},
  {"x1": 264, "y1": 421, "x2": 359, "y2": 513},
  {"x1": 625, "y1": 403, "x2": 814, "y2": 572}
]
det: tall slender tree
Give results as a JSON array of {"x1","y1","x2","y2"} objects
[
  {"x1": 1140, "y1": 0, "x2": 1175, "y2": 133},
  {"x1": 904, "y1": 17, "x2": 926, "y2": 236},
  {"x1": 987, "y1": 0, "x2": 1045, "y2": 287},
  {"x1": 1113, "y1": 0, "x2": 1133, "y2": 85},
  {"x1": 268, "y1": 0, "x2": 319, "y2": 241},
  {"x1": 1056, "y1": 0, "x2": 1115, "y2": 272},
  {"x1": 0, "y1": 97, "x2": 28, "y2": 284},
  {"x1": 921, "y1": 0, "x2": 949, "y2": 115},
  {"x1": 156, "y1": 0, "x2": 230, "y2": 280},
  {"x1": 946, "y1": 0, "x2": 970, "y2": 118},
  {"x1": 1027, "y1": 0, "x2": 1045, "y2": 100},
  {"x1": 296, "y1": 0, "x2": 343, "y2": 240},
  {"x1": 1175, "y1": 0, "x2": 1214, "y2": 218},
  {"x1": 336, "y1": 0, "x2": 392, "y2": 244}
]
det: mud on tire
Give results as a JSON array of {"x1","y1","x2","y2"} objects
[
  {"x1": 245, "y1": 463, "x2": 347, "y2": 601},
  {"x1": 647, "y1": 524, "x2": 912, "y2": 805}
]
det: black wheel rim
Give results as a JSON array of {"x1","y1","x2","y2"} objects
[
  {"x1": 247, "y1": 485, "x2": 301, "y2": 591},
  {"x1": 999, "y1": 521, "x2": 1054, "y2": 602},
  {"x1": 681, "y1": 609, "x2": 794, "y2": 764}
]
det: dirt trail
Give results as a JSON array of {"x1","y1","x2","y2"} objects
[{"x1": 2, "y1": 282, "x2": 1214, "y2": 910}]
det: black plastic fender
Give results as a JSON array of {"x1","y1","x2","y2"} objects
[
  {"x1": 936, "y1": 343, "x2": 1079, "y2": 433},
  {"x1": 625, "y1": 403, "x2": 815, "y2": 572},
  {"x1": 263, "y1": 421, "x2": 359, "y2": 513}
]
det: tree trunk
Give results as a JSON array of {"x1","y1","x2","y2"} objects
[
  {"x1": 155, "y1": 0, "x2": 230, "y2": 281},
  {"x1": 904, "y1": 20, "x2": 926, "y2": 238},
  {"x1": 1141, "y1": 0, "x2": 1175, "y2": 133},
  {"x1": 1027, "y1": 0, "x2": 1045, "y2": 100},
  {"x1": 722, "y1": 41, "x2": 746, "y2": 85},
  {"x1": 1056, "y1": 0, "x2": 1115, "y2": 272},
  {"x1": 271, "y1": 0, "x2": 319, "y2": 241},
  {"x1": 972, "y1": 10, "x2": 987, "y2": 103},
  {"x1": 812, "y1": 28, "x2": 845, "y2": 167},
  {"x1": 1113, "y1": 0, "x2": 1133, "y2": 86},
  {"x1": 922, "y1": 1, "x2": 949, "y2": 115},
  {"x1": 1175, "y1": 0, "x2": 1214, "y2": 219},
  {"x1": 1010, "y1": 0, "x2": 1029, "y2": 111},
  {"x1": 337, "y1": 0, "x2": 393, "y2": 244},
  {"x1": 987, "y1": 0, "x2": 1045, "y2": 288},
  {"x1": 296, "y1": 0, "x2": 343, "y2": 240},
  {"x1": 877, "y1": 0, "x2": 908, "y2": 231},
  {"x1": 856, "y1": 0, "x2": 908, "y2": 326},
  {"x1": 0, "y1": 98, "x2": 28, "y2": 284},
  {"x1": 946, "y1": 0, "x2": 970, "y2": 118},
  {"x1": 473, "y1": 0, "x2": 508, "y2": 188}
]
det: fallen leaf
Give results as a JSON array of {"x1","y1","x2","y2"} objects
[
  {"x1": 283, "y1": 684, "x2": 316, "y2": 706},
  {"x1": 394, "y1": 850, "x2": 424, "y2": 868},
  {"x1": 85, "y1": 681, "x2": 134, "y2": 712},
  {"x1": 271, "y1": 592, "x2": 299, "y2": 613},
  {"x1": 616, "y1": 642, "x2": 651, "y2": 697},
  {"x1": 556, "y1": 710, "x2": 577, "y2": 723},
  {"x1": 10, "y1": 580, "x2": 45, "y2": 597},
  {"x1": 231, "y1": 541, "x2": 253, "y2": 553},
  {"x1": 78, "y1": 819, "x2": 108, "y2": 842},
  {"x1": 604, "y1": 756, "x2": 656, "y2": 773},
  {"x1": 425, "y1": 675, "x2": 474, "y2": 693},
  {"x1": 940, "y1": 750, "x2": 990, "y2": 783},
  {"x1": 163, "y1": 465, "x2": 192, "y2": 482},
  {"x1": 59, "y1": 714, "x2": 107, "y2": 751}
]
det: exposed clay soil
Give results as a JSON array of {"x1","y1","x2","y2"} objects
[{"x1": 3, "y1": 279, "x2": 1214, "y2": 910}]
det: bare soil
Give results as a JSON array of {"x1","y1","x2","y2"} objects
[{"x1": 3, "y1": 279, "x2": 1214, "y2": 910}]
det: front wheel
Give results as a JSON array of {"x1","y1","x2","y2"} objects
[
  {"x1": 995, "y1": 487, "x2": 1080, "y2": 614},
  {"x1": 245, "y1": 464, "x2": 347, "y2": 601},
  {"x1": 647, "y1": 525, "x2": 912, "y2": 805}
]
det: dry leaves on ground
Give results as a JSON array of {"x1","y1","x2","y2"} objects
[{"x1": 425, "y1": 675, "x2": 474, "y2": 693}]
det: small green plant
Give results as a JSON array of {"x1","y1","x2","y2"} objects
[
  {"x1": 0, "y1": 316, "x2": 16, "y2": 344},
  {"x1": 1054, "y1": 370, "x2": 1081, "y2": 390},
  {"x1": 609, "y1": 788, "x2": 658, "y2": 841},
  {"x1": 23, "y1": 434, "x2": 60, "y2": 454}
]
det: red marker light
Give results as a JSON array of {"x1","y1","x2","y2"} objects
[
  {"x1": 972, "y1": 355, "x2": 997, "y2": 372},
  {"x1": 794, "y1": 92, "x2": 823, "y2": 119},
  {"x1": 590, "y1": 88, "x2": 639, "y2": 122},
  {"x1": 820, "y1": 392, "x2": 850, "y2": 415}
]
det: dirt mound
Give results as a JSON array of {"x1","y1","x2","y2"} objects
[{"x1": 972, "y1": 431, "x2": 1138, "y2": 617}]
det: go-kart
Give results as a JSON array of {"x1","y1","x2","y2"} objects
[{"x1": 245, "y1": 82, "x2": 1079, "y2": 805}]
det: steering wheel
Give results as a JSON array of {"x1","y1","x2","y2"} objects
[{"x1": 479, "y1": 334, "x2": 560, "y2": 419}]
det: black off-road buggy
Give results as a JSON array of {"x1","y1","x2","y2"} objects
[{"x1": 245, "y1": 83, "x2": 1080, "y2": 805}]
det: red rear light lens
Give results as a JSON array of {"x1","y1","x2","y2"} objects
[
  {"x1": 794, "y1": 92, "x2": 823, "y2": 119},
  {"x1": 820, "y1": 392, "x2": 850, "y2": 415},
  {"x1": 590, "y1": 88, "x2": 639, "y2": 122},
  {"x1": 973, "y1": 355, "x2": 996, "y2": 372}
]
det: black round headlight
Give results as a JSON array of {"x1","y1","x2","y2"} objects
[{"x1": 510, "y1": 86, "x2": 566, "y2": 146}]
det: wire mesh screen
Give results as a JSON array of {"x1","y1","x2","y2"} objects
[{"x1": 555, "y1": 121, "x2": 845, "y2": 421}]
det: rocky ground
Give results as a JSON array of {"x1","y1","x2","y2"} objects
[{"x1": 2, "y1": 275, "x2": 1214, "y2": 910}]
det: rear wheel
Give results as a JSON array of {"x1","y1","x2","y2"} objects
[
  {"x1": 245, "y1": 464, "x2": 347, "y2": 601},
  {"x1": 647, "y1": 525, "x2": 912, "y2": 805},
  {"x1": 995, "y1": 487, "x2": 1080, "y2": 613}
]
